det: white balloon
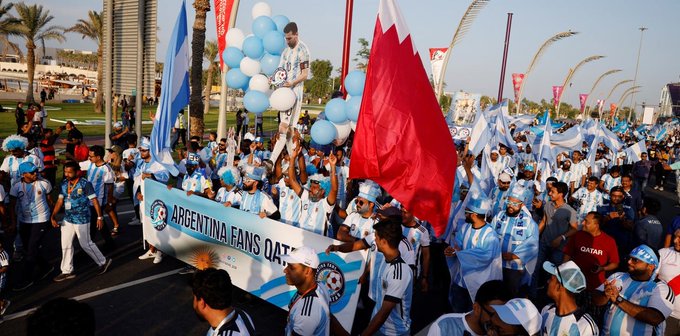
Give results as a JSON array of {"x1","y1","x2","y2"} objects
[
  {"x1": 240, "y1": 57, "x2": 261, "y2": 77},
  {"x1": 333, "y1": 121, "x2": 352, "y2": 146},
  {"x1": 249, "y1": 74, "x2": 270, "y2": 92},
  {"x1": 269, "y1": 87, "x2": 297, "y2": 111},
  {"x1": 226, "y1": 28, "x2": 245, "y2": 49},
  {"x1": 251, "y1": 2, "x2": 272, "y2": 19}
]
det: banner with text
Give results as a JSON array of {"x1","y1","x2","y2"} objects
[
  {"x1": 511, "y1": 73, "x2": 525, "y2": 103},
  {"x1": 142, "y1": 180, "x2": 366, "y2": 329},
  {"x1": 214, "y1": 0, "x2": 237, "y2": 70},
  {"x1": 429, "y1": 48, "x2": 448, "y2": 91}
]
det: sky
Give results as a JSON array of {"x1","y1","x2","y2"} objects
[{"x1": 32, "y1": 0, "x2": 680, "y2": 109}]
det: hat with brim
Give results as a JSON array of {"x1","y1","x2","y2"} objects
[
  {"x1": 491, "y1": 298, "x2": 542, "y2": 335},
  {"x1": 18, "y1": 162, "x2": 38, "y2": 175},
  {"x1": 279, "y1": 246, "x2": 319, "y2": 269},
  {"x1": 542, "y1": 261, "x2": 586, "y2": 294},
  {"x1": 107, "y1": 145, "x2": 123, "y2": 155}
]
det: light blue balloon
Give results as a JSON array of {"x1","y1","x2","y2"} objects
[
  {"x1": 311, "y1": 120, "x2": 337, "y2": 145},
  {"x1": 324, "y1": 98, "x2": 347, "y2": 123},
  {"x1": 261, "y1": 53, "x2": 280, "y2": 76},
  {"x1": 262, "y1": 30, "x2": 286, "y2": 56},
  {"x1": 242, "y1": 36, "x2": 264, "y2": 59},
  {"x1": 252, "y1": 16, "x2": 276, "y2": 39},
  {"x1": 223, "y1": 47, "x2": 244, "y2": 69},
  {"x1": 226, "y1": 68, "x2": 249, "y2": 90},
  {"x1": 272, "y1": 15, "x2": 289, "y2": 32},
  {"x1": 243, "y1": 90, "x2": 269, "y2": 114},
  {"x1": 345, "y1": 70, "x2": 366, "y2": 97},
  {"x1": 346, "y1": 96, "x2": 362, "y2": 122}
]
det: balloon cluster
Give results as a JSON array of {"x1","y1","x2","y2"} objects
[
  {"x1": 224, "y1": 2, "x2": 295, "y2": 115},
  {"x1": 310, "y1": 70, "x2": 366, "y2": 146}
]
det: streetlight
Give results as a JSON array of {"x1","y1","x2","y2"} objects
[{"x1": 628, "y1": 27, "x2": 647, "y2": 122}]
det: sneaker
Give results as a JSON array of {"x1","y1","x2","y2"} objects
[
  {"x1": 53, "y1": 273, "x2": 76, "y2": 282},
  {"x1": 12, "y1": 281, "x2": 33, "y2": 292},
  {"x1": 0, "y1": 300, "x2": 9, "y2": 315},
  {"x1": 38, "y1": 265, "x2": 55, "y2": 281},
  {"x1": 111, "y1": 227, "x2": 120, "y2": 237},
  {"x1": 153, "y1": 252, "x2": 163, "y2": 264},
  {"x1": 654, "y1": 185, "x2": 660, "y2": 190},
  {"x1": 178, "y1": 265, "x2": 196, "y2": 274},
  {"x1": 128, "y1": 218, "x2": 141, "y2": 226},
  {"x1": 138, "y1": 250, "x2": 155, "y2": 260},
  {"x1": 660, "y1": 186, "x2": 664, "y2": 191},
  {"x1": 98, "y1": 258, "x2": 113, "y2": 275}
]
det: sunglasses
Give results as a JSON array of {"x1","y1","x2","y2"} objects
[
  {"x1": 355, "y1": 199, "x2": 366, "y2": 206},
  {"x1": 139, "y1": 149, "x2": 149, "y2": 152},
  {"x1": 506, "y1": 200, "x2": 522, "y2": 207}
]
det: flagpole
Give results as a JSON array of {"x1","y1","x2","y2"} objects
[
  {"x1": 104, "y1": 0, "x2": 113, "y2": 149},
  {"x1": 217, "y1": 0, "x2": 240, "y2": 140},
  {"x1": 583, "y1": 69, "x2": 621, "y2": 118},
  {"x1": 497, "y1": 13, "x2": 512, "y2": 103},
  {"x1": 340, "y1": 0, "x2": 354, "y2": 97},
  {"x1": 555, "y1": 55, "x2": 605, "y2": 119}
]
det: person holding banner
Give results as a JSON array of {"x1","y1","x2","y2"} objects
[
  {"x1": 273, "y1": 139, "x2": 308, "y2": 227},
  {"x1": 215, "y1": 167, "x2": 242, "y2": 208},
  {"x1": 239, "y1": 166, "x2": 278, "y2": 219},
  {"x1": 175, "y1": 152, "x2": 214, "y2": 199},
  {"x1": 280, "y1": 246, "x2": 330, "y2": 336},
  {"x1": 191, "y1": 268, "x2": 256, "y2": 336},
  {"x1": 269, "y1": 22, "x2": 310, "y2": 166}
]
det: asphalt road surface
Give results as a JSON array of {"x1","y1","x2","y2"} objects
[{"x1": 1, "y1": 181, "x2": 679, "y2": 335}]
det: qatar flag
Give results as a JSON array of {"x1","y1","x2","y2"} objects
[{"x1": 350, "y1": 0, "x2": 456, "y2": 236}]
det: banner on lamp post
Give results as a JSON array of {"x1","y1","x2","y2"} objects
[
  {"x1": 552, "y1": 86, "x2": 563, "y2": 109},
  {"x1": 429, "y1": 48, "x2": 449, "y2": 92},
  {"x1": 596, "y1": 99, "x2": 604, "y2": 114},
  {"x1": 214, "y1": 0, "x2": 237, "y2": 71},
  {"x1": 579, "y1": 94, "x2": 588, "y2": 114},
  {"x1": 511, "y1": 73, "x2": 525, "y2": 104},
  {"x1": 610, "y1": 103, "x2": 618, "y2": 117}
]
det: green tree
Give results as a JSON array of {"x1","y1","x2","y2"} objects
[
  {"x1": 14, "y1": 2, "x2": 65, "y2": 103},
  {"x1": 189, "y1": 0, "x2": 210, "y2": 137},
  {"x1": 202, "y1": 40, "x2": 218, "y2": 115},
  {"x1": 353, "y1": 37, "x2": 370, "y2": 71},
  {"x1": 66, "y1": 10, "x2": 102, "y2": 112},
  {"x1": 305, "y1": 59, "x2": 333, "y2": 100},
  {"x1": 0, "y1": 1, "x2": 21, "y2": 61}
]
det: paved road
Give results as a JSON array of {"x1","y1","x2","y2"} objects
[{"x1": 2, "y1": 180, "x2": 679, "y2": 335}]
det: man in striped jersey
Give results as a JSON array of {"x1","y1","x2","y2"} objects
[
  {"x1": 177, "y1": 153, "x2": 214, "y2": 199},
  {"x1": 400, "y1": 207, "x2": 430, "y2": 292},
  {"x1": 599, "y1": 165, "x2": 621, "y2": 202},
  {"x1": 191, "y1": 268, "x2": 255, "y2": 336},
  {"x1": 594, "y1": 244, "x2": 674, "y2": 336},
  {"x1": 215, "y1": 167, "x2": 242, "y2": 208},
  {"x1": 541, "y1": 261, "x2": 599, "y2": 335},
  {"x1": 570, "y1": 176, "x2": 605, "y2": 224},
  {"x1": 658, "y1": 227, "x2": 680, "y2": 335},
  {"x1": 446, "y1": 193, "x2": 502, "y2": 313},
  {"x1": 361, "y1": 218, "x2": 413, "y2": 336},
  {"x1": 1, "y1": 135, "x2": 43, "y2": 186},
  {"x1": 79, "y1": 145, "x2": 115, "y2": 252},
  {"x1": 336, "y1": 180, "x2": 381, "y2": 242},
  {"x1": 0, "y1": 242, "x2": 9, "y2": 316},
  {"x1": 280, "y1": 246, "x2": 330, "y2": 336},
  {"x1": 427, "y1": 280, "x2": 511, "y2": 336},
  {"x1": 492, "y1": 185, "x2": 539, "y2": 298},
  {"x1": 239, "y1": 166, "x2": 278, "y2": 219},
  {"x1": 274, "y1": 144, "x2": 308, "y2": 227}
]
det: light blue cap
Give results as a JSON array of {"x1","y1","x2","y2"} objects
[
  {"x1": 357, "y1": 180, "x2": 381, "y2": 204},
  {"x1": 18, "y1": 162, "x2": 38, "y2": 175}
]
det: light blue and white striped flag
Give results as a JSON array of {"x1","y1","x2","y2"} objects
[
  {"x1": 470, "y1": 110, "x2": 492, "y2": 156},
  {"x1": 625, "y1": 139, "x2": 647, "y2": 162},
  {"x1": 150, "y1": 0, "x2": 190, "y2": 176}
]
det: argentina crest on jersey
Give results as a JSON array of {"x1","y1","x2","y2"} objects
[{"x1": 150, "y1": 199, "x2": 168, "y2": 231}]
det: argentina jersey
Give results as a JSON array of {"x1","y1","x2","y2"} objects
[
  {"x1": 427, "y1": 313, "x2": 478, "y2": 336},
  {"x1": 299, "y1": 191, "x2": 334, "y2": 237},
  {"x1": 403, "y1": 223, "x2": 430, "y2": 274},
  {"x1": 215, "y1": 187, "x2": 242, "y2": 207},
  {"x1": 181, "y1": 171, "x2": 211, "y2": 193},
  {"x1": 0, "y1": 248, "x2": 8, "y2": 289},
  {"x1": 573, "y1": 188, "x2": 604, "y2": 222},
  {"x1": 453, "y1": 224, "x2": 498, "y2": 288},
  {"x1": 601, "y1": 174, "x2": 621, "y2": 199},
  {"x1": 210, "y1": 309, "x2": 256, "y2": 336},
  {"x1": 371, "y1": 256, "x2": 413, "y2": 335},
  {"x1": 540, "y1": 304, "x2": 598, "y2": 336},
  {"x1": 10, "y1": 179, "x2": 52, "y2": 223},
  {"x1": 1, "y1": 154, "x2": 41, "y2": 185},
  {"x1": 240, "y1": 190, "x2": 277, "y2": 216},
  {"x1": 364, "y1": 234, "x2": 415, "y2": 301},
  {"x1": 80, "y1": 161, "x2": 114, "y2": 204},
  {"x1": 277, "y1": 180, "x2": 302, "y2": 227},
  {"x1": 492, "y1": 209, "x2": 537, "y2": 270},
  {"x1": 343, "y1": 213, "x2": 376, "y2": 240},
  {"x1": 285, "y1": 284, "x2": 330, "y2": 336},
  {"x1": 599, "y1": 272, "x2": 674, "y2": 336}
]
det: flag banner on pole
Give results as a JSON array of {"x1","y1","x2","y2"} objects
[
  {"x1": 350, "y1": 0, "x2": 457, "y2": 237},
  {"x1": 150, "y1": 0, "x2": 190, "y2": 176},
  {"x1": 429, "y1": 48, "x2": 448, "y2": 91},
  {"x1": 624, "y1": 139, "x2": 647, "y2": 162},
  {"x1": 610, "y1": 103, "x2": 617, "y2": 117},
  {"x1": 552, "y1": 86, "x2": 563, "y2": 109},
  {"x1": 469, "y1": 111, "x2": 491, "y2": 156},
  {"x1": 596, "y1": 99, "x2": 604, "y2": 114},
  {"x1": 142, "y1": 180, "x2": 366, "y2": 330},
  {"x1": 214, "y1": 0, "x2": 237, "y2": 71},
  {"x1": 579, "y1": 93, "x2": 588, "y2": 114},
  {"x1": 511, "y1": 73, "x2": 525, "y2": 103}
]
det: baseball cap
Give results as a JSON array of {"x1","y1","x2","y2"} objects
[
  {"x1": 107, "y1": 145, "x2": 124, "y2": 155},
  {"x1": 254, "y1": 137, "x2": 262, "y2": 143},
  {"x1": 491, "y1": 298, "x2": 542, "y2": 335},
  {"x1": 377, "y1": 206, "x2": 401, "y2": 219},
  {"x1": 279, "y1": 246, "x2": 319, "y2": 269},
  {"x1": 543, "y1": 261, "x2": 586, "y2": 294},
  {"x1": 498, "y1": 172, "x2": 512, "y2": 183},
  {"x1": 139, "y1": 137, "x2": 150, "y2": 150},
  {"x1": 186, "y1": 152, "x2": 200, "y2": 166},
  {"x1": 113, "y1": 121, "x2": 123, "y2": 129},
  {"x1": 18, "y1": 162, "x2": 38, "y2": 175}
]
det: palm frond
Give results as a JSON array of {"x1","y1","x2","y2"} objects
[
  {"x1": 204, "y1": 40, "x2": 218, "y2": 63},
  {"x1": 525, "y1": 31, "x2": 578, "y2": 75},
  {"x1": 450, "y1": 0, "x2": 489, "y2": 49}
]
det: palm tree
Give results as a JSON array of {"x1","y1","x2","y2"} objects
[
  {"x1": 203, "y1": 40, "x2": 218, "y2": 116},
  {"x1": 189, "y1": 0, "x2": 210, "y2": 137},
  {"x1": 0, "y1": 0, "x2": 21, "y2": 59},
  {"x1": 66, "y1": 10, "x2": 102, "y2": 113},
  {"x1": 14, "y1": 2, "x2": 65, "y2": 103}
]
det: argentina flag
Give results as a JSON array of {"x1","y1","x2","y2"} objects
[{"x1": 150, "y1": 0, "x2": 190, "y2": 176}]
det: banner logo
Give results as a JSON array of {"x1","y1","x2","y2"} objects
[
  {"x1": 317, "y1": 261, "x2": 345, "y2": 303},
  {"x1": 150, "y1": 200, "x2": 168, "y2": 231}
]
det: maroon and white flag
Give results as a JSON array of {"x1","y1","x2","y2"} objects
[
  {"x1": 552, "y1": 85, "x2": 563, "y2": 109},
  {"x1": 213, "y1": 0, "x2": 238, "y2": 71},
  {"x1": 579, "y1": 93, "x2": 588, "y2": 114},
  {"x1": 511, "y1": 73, "x2": 525, "y2": 103},
  {"x1": 429, "y1": 48, "x2": 448, "y2": 90}
]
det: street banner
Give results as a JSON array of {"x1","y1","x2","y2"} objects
[
  {"x1": 511, "y1": 73, "x2": 525, "y2": 103},
  {"x1": 642, "y1": 107, "x2": 655, "y2": 125},
  {"x1": 610, "y1": 103, "x2": 617, "y2": 117},
  {"x1": 552, "y1": 86, "x2": 563, "y2": 109},
  {"x1": 449, "y1": 125, "x2": 472, "y2": 141},
  {"x1": 429, "y1": 48, "x2": 449, "y2": 92},
  {"x1": 596, "y1": 99, "x2": 604, "y2": 114},
  {"x1": 579, "y1": 93, "x2": 588, "y2": 114},
  {"x1": 214, "y1": 0, "x2": 238, "y2": 70},
  {"x1": 142, "y1": 180, "x2": 366, "y2": 329}
]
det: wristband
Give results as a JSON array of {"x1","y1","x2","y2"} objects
[
  {"x1": 97, "y1": 217, "x2": 103, "y2": 220},
  {"x1": 561, "y1": 234, "x2": 567, "y2": 242}
]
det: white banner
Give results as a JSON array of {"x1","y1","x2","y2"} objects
[
  {"x1": 141, "y1": 180, "x2": 367, "y2": 330},
  {"x1": 643, "y1": 107, "x2": 655, "y2": 125},
  {"x1": 429, "y1": 48, "x2": 448, "y2": 90}
]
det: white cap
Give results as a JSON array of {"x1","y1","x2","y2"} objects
[
  {"x1": 498, "y1": 172, "x2": 512, "y2": 183},
  {"x1": 279, "y1": 246, "x2": 319, "y2": 269},
  {"x1": 491, "y1": 298, "x2": 542, "y2": 335}
]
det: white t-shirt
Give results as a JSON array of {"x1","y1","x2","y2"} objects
[
  {"x1": 658, "y1": 247, "x2": 680, "y2": 319},
  {"x1": 10, "y1": 179, "x2": 52, "y2": 223}
]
